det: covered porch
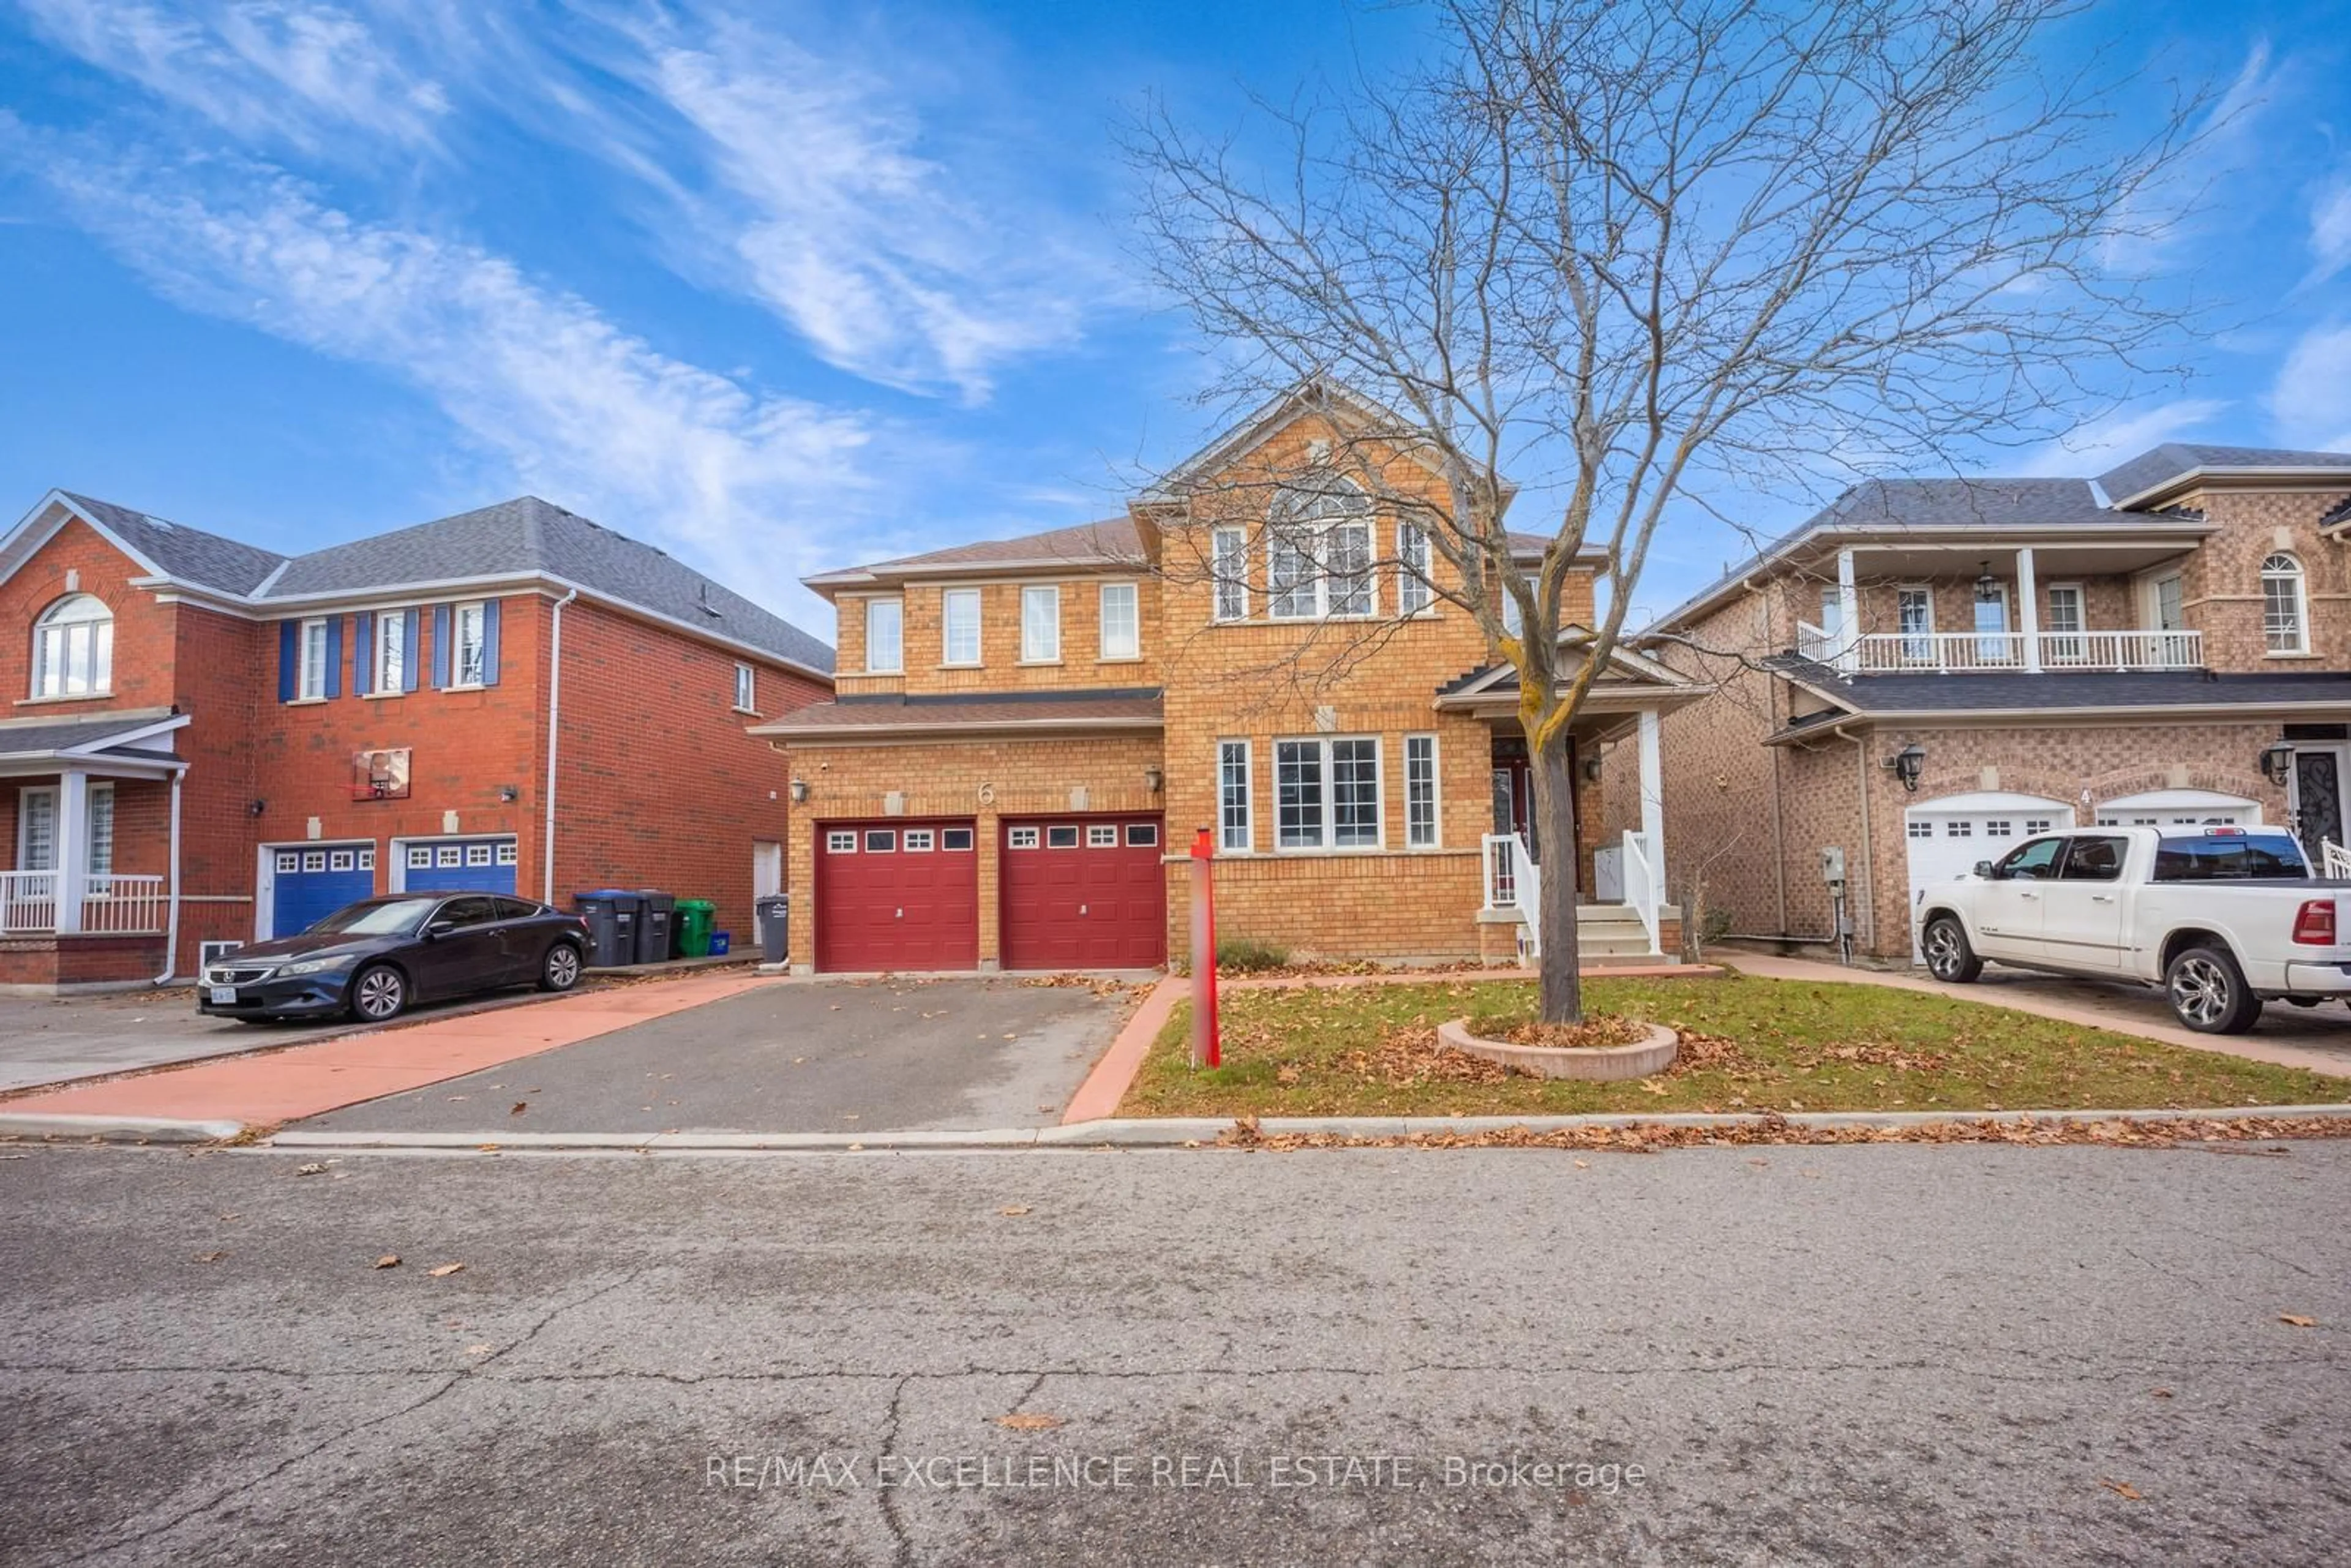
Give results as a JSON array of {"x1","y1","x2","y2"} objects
[
  {"x1": 1434, "y1": 643, "x2": 1709, "y2": 959},
  {"x1": 1, "y1": 711, "x2": 188, "y2": 991}
]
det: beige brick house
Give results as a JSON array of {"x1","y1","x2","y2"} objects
[
  {"x1": 1609, "y1": 443, "x2": 2351, "y2": 962},
  {"x1": 753, "y1": 387, "x2": 1704, "y2": 973}
]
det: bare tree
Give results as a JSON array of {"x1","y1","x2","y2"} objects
[{"x1": 1129, "y1": 0, "x2": 2205, "y2": 1021}]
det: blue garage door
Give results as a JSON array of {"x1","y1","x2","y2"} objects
[
  {"x1": 402, "y1": 838, "x2": 519, "y2": 895},
  {"x1": 270, "y1": 844, "x2": 377, "y2": 937}
]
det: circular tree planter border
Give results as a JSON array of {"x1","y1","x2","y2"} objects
[{"x1": 1438, "y1": 1018, "x2": 1679, "y2": 1081}]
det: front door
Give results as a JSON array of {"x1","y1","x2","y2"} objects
[{"x1": 2291, "y1": 749, "x2": 2345, "y2": 866}]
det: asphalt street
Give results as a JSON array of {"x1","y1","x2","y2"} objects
[
  {"x1": 3, "y1": 1139, "x2": 2347, "y2": 1566},
  {"x1": 294, "y1": 977, "x2": 1128, "y2": 1135}
]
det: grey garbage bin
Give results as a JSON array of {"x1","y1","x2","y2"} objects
[
  {"x1": 573, "y1": 890, "x2": 642, "y2": 968},
  {"x1": 756, "y1": 895, "x2": 790, "y2": 964},
  {"x1": 634, "y1": 891, "x2": 676, "y2": 964}
]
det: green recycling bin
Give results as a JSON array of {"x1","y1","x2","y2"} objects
[{"x1": 674, "y1": 898, "x2": 717, "y2": 958}]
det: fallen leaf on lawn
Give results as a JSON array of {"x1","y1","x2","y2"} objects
[
  {"x1": 293, "y1": 1162, "x2": 328, "y2": 1176},
  {"x1": 509, "y1": 1102, "x2": 528, "y2": 1116},
  {"x1": 193, "y1": 1250, "x2": 227, "y2": 1264},
  {"x1": 2279, "y1": 1315, "x2": 2317, "y2": 1328},
  {"x1": 996, "y1": 1413, "x2": 1063, "y2": 1431},
  {"x1": 2101, "y1": 1479, "x2": 2143, "y2": 1500},
  {"x1": 373, "y1": 1254, "x2": 402, "y2": 1270},
  {"x1": 428, "y1": 1262, "x2": 466, "y2": 1278},
  {"x1": 999, "y1": 1205, "x2": 1031, "y2": 1217}
]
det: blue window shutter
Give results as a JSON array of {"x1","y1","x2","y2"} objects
[
  {"x1": 277, "y1": 621, "x2": 296, "y2": 703},
  {"x1": 402, "y1": 609, "x2": 421, "y2": 692},
  {"x1": 354, "y1": 611, "x2": 374, "y2": 695},
  {"x1": 325, "y1": 617, "x2": 342, "y2": 698},
  {"x1": 432, "y1": 604, "x2": 451, "y2": 689},
  {"x1": 482, "y1": 599, "x2": 502, "y2": 686}
]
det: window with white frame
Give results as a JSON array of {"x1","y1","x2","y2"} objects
[
  {"x1": 1397, "y1": 523, "x2": 1434, "y2": 615},
  {"x1": 407, "y1": 846, "x2": 433, "y2": 868},
  {"x1": 735, "y1": 663, "x2": 757, "y2": 712},
  {"x1": 864, "y1": 830, "x2": 896, "y2": 852},
  {"x1": 1218, "y1": 740, "x2": 1253, "y2": 852},
  {"x1": 1274, "y1": 737, "x2": 1381, "y2": 850},
  {"x1": 904, "y1": 829, "x2": 934, "y2": 852},
  {"x1": 465, "y1": 844, "x2": 493, "y2": 866},
  {"x1": 1267, "y1": 484, "x2": 1374, "y2": 620},
  {"x1": 942, "y1": 828, "x2": 973, "y2": 850},
  {"x1": 1046, "y1": 825, "x2": 1080, "y2": 848},
  {"x1": 865, "y1": 598, "x2": 904, "y2": 673},
  {"x1": 1099, "y1": 582, "x2": 1140, "y2": 659},
  {"x1": 1008, "y1": 826, "x2": 1040, "y2": 849},
  {"x1": 437, "y1": 846, "x2": 462, "y2": 866},
  {"x1": 1021, "y1": 585, "x2": 1060, "y2": 662},
  {"x1": 943, "y1": 588, "x2": 982, "y2": 665},
  {"x1": 1944, "y1": 820, "x2": 1971, "y2": 838},
  {"x1": 1211, "y1": 528, "x2": 1249, "y2": 621},
  {"x1": 297, "y1": 618, "x2": 329, "y2": 699},
  {"x1": 1088, "y1": 824, "x2": 1118, "y2": 847},
  {"x1": 452, "y1": 601, "x2": 489, "y2": 686},
  {"x1": 2044, "y1": 583, "x2": 2085, "y2": 664},
  {"x1": 1907, "y1": 820, "x2": 1933, "y2": 839},
  {"x1": 375, "y1": 612, "x2": 408, "y2": 692},
  {"x1": 1897, "y1": 585, "x2": 1934, "y2": 661},
  {"x1": 1127, "y1": 822, "x2": 1157, "y2": 847},
  {"x1": 2262, "y1": 553, "x2": 2308, "y2": 653},
  {"x1": 17, "y1": 787, "x2": 56, "y2": 870},
  {"x1": 1404, "y1": 734, "x2": 1439, "y2": 847},
  {"x1": 31, "y1": 594, "x2": 112, "y2": 699},
  {"x1": 493, "y1": 843, "x2": 514, "y2": 866},
  {"x1": 827, "y1": 830, "x2": 858, "y2": 853},
  {"x1": 86, "y1": 783, "x2": 113, "y2": 876}
]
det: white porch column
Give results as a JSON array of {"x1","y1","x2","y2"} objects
[
  {"x1": 54, "y1": 770, "x2": 89, "y2": 934},
  {"x1": 1835, "y1": 547, "x2": 1861, "y2": 673},
  {"x1": 2016, "y1": 547, "x2": 2040, "y2": 672},
  {"x1": 1638, "y1": 707, "x2": 1665, "y2": 905}
]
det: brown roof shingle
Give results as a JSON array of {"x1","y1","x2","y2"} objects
[{"x1": 752, "y1": 689, "x2": 1163, "y2": 739}]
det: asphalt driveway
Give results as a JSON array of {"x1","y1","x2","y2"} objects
[{"x1": 296, "y1": 976, "x2": 1131, "y2": 1136}]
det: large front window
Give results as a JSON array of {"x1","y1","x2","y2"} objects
[
  {"x1": 2263, "y1": 553, "x2": 2308, "y2": 654},
  {"x1": 32, "y1": 594, "x2": 112, "y2": 699},
  {"x1": 1274, "y1": 737, "x2": 1381, "y2": 850}
]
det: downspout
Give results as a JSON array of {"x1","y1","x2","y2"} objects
[
  {"x1": 1851, "y1": 728, "x2": 1876, "y2": 955},
  {"x1": 152, "y1": 769, "x2": 183, "y2": 985},
  {"x1": 1755, "y1": 580, "x2": 1789, "y2": 934},
  {"x1": 542, "y1": 588, "x2": 579, "y2": 904}
]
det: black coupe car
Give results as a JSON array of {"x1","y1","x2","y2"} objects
[{"x1": 198, "y1": 893, "x2": 591, "y2": 1023}]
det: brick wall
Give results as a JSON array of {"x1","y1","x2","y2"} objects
[
  {"x1": 2176, "y1": 486, "x2": 2351, "y2": 670},
  {"x1": 833, "y1": 576, "x2": 1164, "y2": 700},
  {"x1": 0, "y1": 517, "x2": 180, "y2": 715}
]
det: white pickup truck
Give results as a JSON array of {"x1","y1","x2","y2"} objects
[{"x1": 1914, "y1": 825, "x2": 2351, "y2": 1034}]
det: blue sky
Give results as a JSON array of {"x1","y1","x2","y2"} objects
[{"x1": 1, "y1": 1, "x2": 2346, "y2": 635}]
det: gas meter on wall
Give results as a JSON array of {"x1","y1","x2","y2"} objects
[{"x1": 1819, "y1": 846, "x2": 1846, "y2": 885}]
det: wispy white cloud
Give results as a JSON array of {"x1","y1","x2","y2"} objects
[
  {"x1": 2099, "y1": 40, "x2": 2274, "y2": 276},
  {"x1": 15, "y1": 130, "x2": 921, "y2": 618},
  {"x1": 2014, "y1": 398, "x2": 2230, "y2": 476},
  {"x1": 17, "y1": 0, "x2": 456, "y2": 150},
  {"x1": 2304, "y1": 165, "x2": 2351, "y2": 292},
  {"x1": 2271, "y1": 322, "x2": 2351, "y2": 452}
]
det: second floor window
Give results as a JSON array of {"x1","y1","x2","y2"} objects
[
  {"x1": 1100, "y1": 582, "x2": 1139, "y2": 659},
  {"x1": 2045, "y1": 583, "x2": 2085, "y2": 663},
  {"x1": 1021, "y1": 585, "x2": 1060, "y2": 662},
  {"x1": 32, "y1": 593, "x2": 112, "y2": 699},
  {"x1": 943, "y1": 588, "x2": 982, "y2": 665},
  {"x1": 452, "y1": 601, "x2": 488, "y2": 686},
  {"x1": 298, "y1": 618, "x2": 329, "y2": 699},
  {"x1": 1269, "y1": 482, "x2": 1375, "y2": 621},
  {"x1": 865, "y1": 598, "x2": 903, "y2": 673},
  {"x1": 735, "y1": 663, "x2": 757, "y2": 712},
  {"x1": 2262, "y1": 553, "x2": 2308, "y2": 654},
  {"x1": 375, "y1": 611, "x2": 408, "y2": 693},
  {"x1": 1398, "y1": 523, "x2": 1433, "y2": 615},
  {"x1": 1212, "y1": 527, "x2": 1248, "y2": 621}
]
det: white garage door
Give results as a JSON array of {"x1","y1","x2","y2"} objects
[
  {"x1": 2094, "y1": 789, "x2": 2260, "y2": 828},
  {"x1": 1903, "y1": 791, "x2": 2075, "y2": 962}
]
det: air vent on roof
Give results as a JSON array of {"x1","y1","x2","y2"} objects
[
  {"x1": 143, "y1": 514, "x2": 175, "y2": 531},
  {"x1": 698, "y1": 582, "x2": 724, "y2": 618}
]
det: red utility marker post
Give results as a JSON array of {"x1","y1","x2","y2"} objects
[{"x1": 1190, "y1": 827, "x2": 1220, "y2": 1069}]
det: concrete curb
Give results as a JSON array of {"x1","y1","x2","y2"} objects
[
  {"x1": 236, "y1": 1103, "x2": 2351, "y2": 1153},
  {"x1": 0, "y1": 1112, "x2": 246, "y2": 1144}
]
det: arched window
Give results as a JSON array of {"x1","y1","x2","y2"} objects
[
  {"x1": 1268, "y1": 480, "x2": 1374, "y2": 620},
  {"x1": 32, "y1": 594, "x2": 113, "y2": 698},
  {"x1": 2261, "y1": 553, "x2": 2308, "y2": 655}
]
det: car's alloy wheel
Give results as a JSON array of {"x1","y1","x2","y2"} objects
[
  {"x1": 352, "y1": 965, "x2": 406, "y2": 1021},
  {"x1": 1924, "y1": 922, "x2": 1963, "y2": 979},
  {"x1": 2169, "y1": 955, "x2": 2232, "y2": 1028},
  {"x1": 543, "y1": 943, "x2": 582, "y2": 992}
]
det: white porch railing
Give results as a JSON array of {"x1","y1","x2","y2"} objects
[
  {"x1": 1796, "y1": 622, "x2": 2202, "y2": 674},
  {"x1": 1480, "y1": 833, "x2": 1542, "y2": 959},
  {"x1": 0, "y1": 871, "x2": 167, "y2": 935},
  {"x1": 2324, "y1": 840, "x2": 2351, "y2": 880},
  {"x1": 1621, "y1": 830, "x2": 1662, "y2": 955}
]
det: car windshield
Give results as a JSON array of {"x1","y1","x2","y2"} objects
[
  {"x1": 306, "y1": 898, "x2": 439, "y2": 936},
  {"x1": 2150, "y1": 834, "x2": 2311, "y2": 882}
]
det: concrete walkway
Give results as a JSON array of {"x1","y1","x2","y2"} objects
[
  {"x1": 0, "y1": 970, "x2": 774, "y2": 1130},
  {"x1": 1726, "y1": 953, "x2": 2351, "y2": 1079}
]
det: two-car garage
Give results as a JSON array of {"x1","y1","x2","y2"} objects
[{"x1": 812, "y1": 815, "x2": 1166, "y2": 973}]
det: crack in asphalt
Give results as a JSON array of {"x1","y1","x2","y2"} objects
[{"x1": 876, "y1": 1374, "x2": 915, "y2": 1568}]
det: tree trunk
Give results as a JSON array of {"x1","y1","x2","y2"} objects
[{"x1": 1531, "y1": 726, "x2": 1582, "y2": 1023}]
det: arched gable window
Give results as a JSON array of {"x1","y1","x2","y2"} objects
[
  {"x1": 1267, "y1": 479, "x2": 1374, "y2": 620},
  {"x1": 32, "y1": 594, "x2": 113, "y2": 698},
  {"x1": 2261, "y1": 553, "x2": 2308, "y2": 655}
]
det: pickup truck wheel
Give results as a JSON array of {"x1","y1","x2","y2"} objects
[
  {"x1": 1922, "y1": 916, "x2": 1982, "y2": 983},
  {"x1": 2166, "y1": 945, "x2": 2263, "y2": 1035}
]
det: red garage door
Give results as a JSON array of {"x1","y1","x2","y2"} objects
[
  {"x1": 1000, "y1": 816, "x2": 1167, "y2": 970},
  {"x1": 815, "y1": 819, "x2": 979, "y2": 972}
]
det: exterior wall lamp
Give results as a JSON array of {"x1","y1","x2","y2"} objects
[
  {"x1": 789, "y1": 778, "x2": 810, "y2": 805},
  {"x1": 1885, "y1": 743, "x2": 1926, "y2": 792},
  {"x1": 498, "y1": 785, "x2": 519, "y2": 802},
  {"x1": 1144, "y1": 765, "x2": 1164, "y2": 793},
  {"x1": 2260, "y1": 741, "x2": 2293, "y2": 788}
]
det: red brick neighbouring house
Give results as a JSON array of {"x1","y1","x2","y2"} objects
[{"x1": 0, "y1": 492, "x2": 832, "y2": 992}]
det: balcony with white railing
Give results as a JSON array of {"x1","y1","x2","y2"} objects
[
  {"x1": 1796, "y1": 623, "x2": 2202, "y2": 675},
  {"x1": 1, "y1": 871, "x2": 168, "y2": 936}
]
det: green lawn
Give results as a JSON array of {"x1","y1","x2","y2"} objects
[{"x1": 1120, "y1": 972, "x2": 2344, "y2": 1118}]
